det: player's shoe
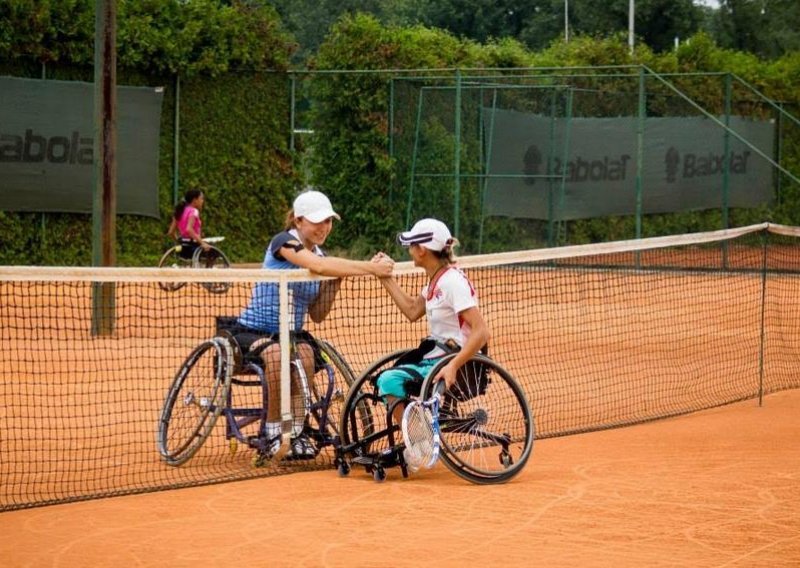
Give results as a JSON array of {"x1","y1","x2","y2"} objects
[
  {"x1": 289, "y1": 433, "x2": 317, "y2": 459},
  {"x1": 251, "y1": 435, "x2": 282, "y2": 467}
]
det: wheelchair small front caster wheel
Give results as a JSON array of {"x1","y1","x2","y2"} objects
[
  {"x1": 337, "y1": 461, "x2": 351, "y2": 477},
  {"x1": 373, "y1": 467, "x2": 386, "y2": 483}
]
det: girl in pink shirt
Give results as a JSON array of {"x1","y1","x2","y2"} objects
[{"x1": 167, "y1": 189, "x2": 210, "y2": 258}]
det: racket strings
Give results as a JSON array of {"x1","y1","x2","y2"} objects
[{"x1": 403, "y1": 403, "x2": 436, "y2": 469}]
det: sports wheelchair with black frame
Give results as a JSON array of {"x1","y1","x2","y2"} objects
[
  {"x1": 157, "y1": 236, "x2": 231, "y2": 294},
  {"x1": 336, "y1": 343, "x2": 535, "y2": 484},
  {"x1": 157, "y1": 318, "x2": 356, "y2": 467}
]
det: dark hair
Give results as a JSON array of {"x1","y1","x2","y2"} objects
[
  {"x1": 173, "y1": 189, "x2": 203, "y2": 221},
  {"x1": 284, "y1": 208, "x2": 296, "y2": 231}
]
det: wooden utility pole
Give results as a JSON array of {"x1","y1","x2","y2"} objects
[{"x1": 91, "y1": 0, "x2": 117, "y2": 336}]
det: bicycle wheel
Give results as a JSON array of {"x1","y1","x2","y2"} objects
[
  {"x1": 194, "y1": 246, "x2": 231, "y2": 294},
  {"x1": 158, "y1": 338, "x2": 233, "y2": 466},
  {"x1": 157, "y1": 246, "x2": 189, "y2": 292},
  {"x1": 420, "y1": 354, "x2": 534, "y2": 484}
]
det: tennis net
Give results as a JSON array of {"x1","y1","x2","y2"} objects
[{"x1": 1, "y1": 222, "x2": 799, "y2": 511}]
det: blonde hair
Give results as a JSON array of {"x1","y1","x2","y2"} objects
[{"x1": 432, "y1": 237, "x2": 459, "y2": 264}]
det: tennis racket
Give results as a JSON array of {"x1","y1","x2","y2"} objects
[{"x1": 402, "y1": 380, "x2": 446, "y2": 472}]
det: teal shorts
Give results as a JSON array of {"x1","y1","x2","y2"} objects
[{"x1": 376, "y1": 357, "x2": 441, "y2": 398}]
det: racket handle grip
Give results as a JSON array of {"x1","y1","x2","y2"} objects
[{"x1": 433, "y1": 380, "x2": 446, "y2": 396}]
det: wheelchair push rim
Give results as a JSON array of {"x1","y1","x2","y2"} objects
[
  {"x1": 420, "y1": 353, "x2": 535, "y2": 485},
  {"x1": 157, "y1": 246, "x2": 189, "y2": 292},
  {"x1": 157, "y1": 338, "x2": 233, "y2": 466}
]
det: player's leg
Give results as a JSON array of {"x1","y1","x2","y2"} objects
[
  {"x1": 288, "y1": 342, "x2": 317, "y2": 458},
  {"x1": 376, "y1": 358, "x2": 438, "y2": 425},
  {"x1": 254, "y1": 339, "x2": 282, "y2": 456}
]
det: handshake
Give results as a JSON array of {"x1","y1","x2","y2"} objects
[{"x1": 370, "y1": 251, "x2": 395, "y2": 278}]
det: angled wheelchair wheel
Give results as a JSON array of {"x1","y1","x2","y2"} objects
[
  {"x1": 307, "y1": 340, "x2": 356, "y2": 445},
  {"x1": 157, "y1": 245, "x2": 189, "y2": 292},
  {"x1": 420, "y1": 354, "x2": 534, "y2": 485},
  {"x1": 339, "y1": 350, "x2": 410, "y2": 462},
  {"x1": 194, "y1": 246, "x2": 232, "y2": 294},
  {"x1": 158, "y1": 338, "x2": 233, "y2": 466}
]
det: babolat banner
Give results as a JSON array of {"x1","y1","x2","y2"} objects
[
  {"x1": 0, "y1": 76, "x2": 163, "y2": 217},
  {"x1": 483, "y1": 109, "x2": 775, "y2": 220}
]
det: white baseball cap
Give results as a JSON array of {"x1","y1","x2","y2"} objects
[
  {"x1": 397, "y1": 218, "x2": 453, "y2": 252},
  {"x1": 293, "y1": 190, "x2": 340, "y2": 223}
]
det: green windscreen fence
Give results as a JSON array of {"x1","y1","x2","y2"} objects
[
  {"x1": 387, "y1": 69, "x2": 796, "y2": 253},
  {"x1": 483, "y1": 111, "x2": 775, "y2": 220},
  {"x1": 0, "y1": 76, "x2": 164, "y2": 217}
]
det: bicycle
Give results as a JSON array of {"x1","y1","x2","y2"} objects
[
  {"x1": 157, "y1": 236, "x2": 231, "y2": 294},
  {"x1": 157, "y1": 323, "x2": 356, "y2": 467}
]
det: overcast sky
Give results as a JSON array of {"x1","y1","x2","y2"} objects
[{"x1": 695, "y1": 0, "x2": 720, "y2": 7}]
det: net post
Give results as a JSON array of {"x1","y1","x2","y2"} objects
[
  {"x1": 722, "y1": 73, "x2": 732, "y2": 269},
  {"x1": 278, "y1": 276, "x2": 292, "y2": 455},
  {"x1": 634, "y1": 67, "x2": 647, "y2": 268},
  {"x1": 758, "y1": 228, "x2": 768, "y2": 407}
]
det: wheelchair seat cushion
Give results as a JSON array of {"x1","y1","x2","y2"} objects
[
  {"x1": 375, "y1": 358, "x2": 439, "y2": 399},
  {"x1": 177, "y1": 238, "x2": 198, "y2": 260},
  {"x1": 215, "y1": 316, "x2": 324, "y2": 371},
  {"x1": 374, "y1": 337, "x2": 491, "y2": 401}
]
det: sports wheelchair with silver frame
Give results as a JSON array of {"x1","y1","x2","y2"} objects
[{"x1": 157, "y1": 320, "x2": 355, "y2": 467}]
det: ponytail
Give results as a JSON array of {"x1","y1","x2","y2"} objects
[
  {"x1": 433, "y1": 237, "x2": 459, "y2": 264},
  {"x1": 173, "y1": 189, "x2": 203, "y2": 221}
]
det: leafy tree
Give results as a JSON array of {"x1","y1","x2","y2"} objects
[
  {"x1": 0, "y1": 0, "x2": 298, "y2": 265},
  {"x1": 402, "y1": 0, "x2": 536, "y2": 44},
  {"x1": 377, "y1": 0, "x2": 703, "y2": 54},
  {"x1": 269, "y1": 0, "x2": 403, "y2": 62},
  {"x1": 0, "y1": 0, "x2": 295, "y2": 74},
  {"x1": 566, "y1": 0, "x2": 702, "y2": 53},
  {"x1": 713, "y1": 0, "x2": 800, "y2": 58},
  {"x1": 0, "y1": 0, "x2": 94, "y2": 64}
]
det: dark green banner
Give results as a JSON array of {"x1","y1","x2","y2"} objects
[
  {"x1": 483, "y1": 110, "x2": 775, "y2": 220},
  {"x1": 0, "y1": 76, "x2": 163, "y2": 217}
]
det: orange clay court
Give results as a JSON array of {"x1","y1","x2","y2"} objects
[
  {"x1": 1, "y1": 243, "x2": 799, "y2": 566},
  {"x1": 0, "y1": 389, "x2": 798, "y2": 567}
]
